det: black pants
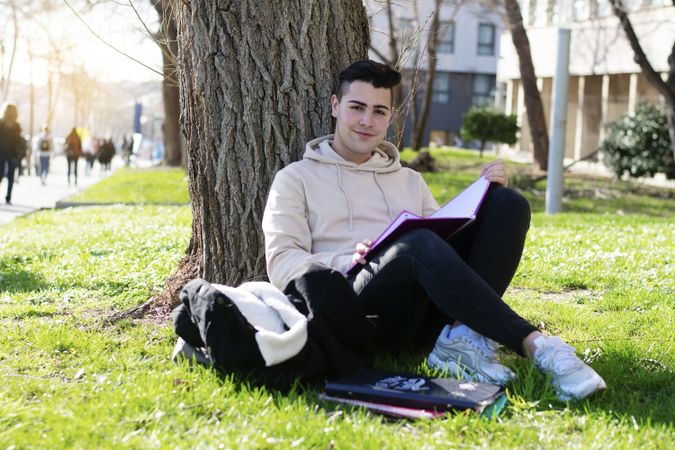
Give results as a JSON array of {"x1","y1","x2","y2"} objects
[
  {"x1": 0, "y1": 157, "x2": 18, "y2": 202},
  {"x1": 349, "y1": 186, "x2": 538, "y2": 356},
  {"x1": 67, "y1": 157, "x2": 79, "y2": 184}
]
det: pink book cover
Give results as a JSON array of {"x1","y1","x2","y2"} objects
[
  {"x1": 346, "y1": 177, "x2": 491, "y2": 275},
  {"x1": 318, "y1": 393, "x2": 446, "y2": 419}
]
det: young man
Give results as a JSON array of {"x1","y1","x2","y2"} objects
[{"x1": 262, "y1": 60, "x2": 606, "y2": 401}]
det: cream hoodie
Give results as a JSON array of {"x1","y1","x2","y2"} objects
[{"x1": 262, "y1": 135, "x2": 439, "y2": 289}]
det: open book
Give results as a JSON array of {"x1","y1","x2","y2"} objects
[
  {"x1": 346, "y1": 176, "x2": 491, "y2": 275},
  {"x1": 323, "y1": 368, "x2": 506, "y2": 417}
]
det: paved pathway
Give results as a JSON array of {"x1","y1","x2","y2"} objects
[{"x1": 0, "y1": 156, "x2": 120, "y2": 225}]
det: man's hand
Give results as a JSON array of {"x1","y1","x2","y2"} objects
[
  {"x1": 481, "y1": 159, "x2": 507, "y2": 186},
  {"x1": 352, "y1": 239, "x2": 373, "y2": 265}
]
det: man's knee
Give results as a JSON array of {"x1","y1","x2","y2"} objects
[
  {"x1": 383, "y1": 229, "x2": 453, "y2": 263},
  {"x1": 487, "y1": 187, "x2": 530, "y2": 224}
]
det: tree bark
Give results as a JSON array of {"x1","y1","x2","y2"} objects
[
  {"x1": 152, "y1": 1, "x2": 185, "y2": 167},
  {"x1": 504, "y1": 0, "x2": 549, "y2": 170},
  {"x1": 154, "y1": 0, "x2": 369, "y2": 310},
  {"x1": 610, "y1": 0, "x2": 675, "y2": 161}
]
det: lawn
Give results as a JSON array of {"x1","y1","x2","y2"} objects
[{"x1": 0, "y1": 150, "x2": 673, "y2": 448}]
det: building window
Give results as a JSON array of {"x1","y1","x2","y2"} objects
[
  {"x1": 399, "y1": 18, "x2": 415, "y2": 46},
  {"x1": 595, "y1": 0, "x2": 612, "y2": 17},
  {"x1": 472, "y1": 74, "x2": 495, "y2": 106},
  {"x1": 432, "y1": 72, "x2": 450, "y2": 103},
  {"x1": 552, "y1": 0, "x2": 574, "y2": 24},
  {"x1": 532, "y1": 0, "x2": 549, "y2": 26},
  {"x1": 438, "y1": 22, "x2": 455, "y2": 54},
  {"x1": 622, "y1": 0, "x2": 643, "y2": 10},
  {"x1": 477, "y1": 23, "x2": 496, "y2": 56}
]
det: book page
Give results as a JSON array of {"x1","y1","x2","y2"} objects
[{"x1": 431, "y1": 177, "x2": 490, "y2": 219}]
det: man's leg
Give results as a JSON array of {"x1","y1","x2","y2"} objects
[
  {"x1": 349, "y1": 228, "x2": 537, "y2": 356},
  {"x1": 449, "y1": 186, "x2": 531, "y2": 296},
  {"x1": 350, "y1": 223, "x2": 606, "y2": 400}
]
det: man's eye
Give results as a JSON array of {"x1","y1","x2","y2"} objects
[{"x1": 375, "y1": 110, "x2": 387, "y2": 116}]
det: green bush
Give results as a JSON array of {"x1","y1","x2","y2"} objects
[
  {"x1": 601, "y1": 102, "x2": 675, "y2": 179},
  {"x1": 460, "y1": 106, "x2": 518, "y2": 157}
]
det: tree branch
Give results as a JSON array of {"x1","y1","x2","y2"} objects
[
  {"x1": 610, "y1": 0, "x2": 675, "y2": 104},
  {"x1": 62, "y1": 0, "x2": 164, "y2": 78}
]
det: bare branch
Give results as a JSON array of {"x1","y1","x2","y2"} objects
[
  {"x1": 128, "y1": 0, "x2": 177, "y2": 68},
  {"x1": 61, "y1": 0, "x2": 164, "y2": 78},
  {"x1": 609, "y1": 0, "x2": 674, "y2": 103}
]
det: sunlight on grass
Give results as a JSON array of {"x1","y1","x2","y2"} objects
[
  {"x1": 68, "y1": 167, "x2": 189, "y2": 204},
  {"x1": 1, "y1": 150, "x2": 673, "y2": 448}
]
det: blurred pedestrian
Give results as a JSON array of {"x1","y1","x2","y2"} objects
[
  {"x1": 83, "y1": 138, "x2": 98, "y2": 176},
  {"x1": 65, "y1": 127, "x2": 83, "y2": 185},
  {"x1": 98, "y1": 138, "x2": 115, "y2": 174},
  {"x1": 36, "y1": 126, "x2": 54, "y2": 185},
  {"x1": 0, "y1": 103, "x2": 24, "y2": 205}
]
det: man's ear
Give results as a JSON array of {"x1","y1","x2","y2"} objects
[{"x1": 330, "y1": 95, "x2": 339, "y2": 118}]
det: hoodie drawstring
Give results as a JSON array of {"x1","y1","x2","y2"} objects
[
  {"x1": 373, "y1": 173, "x2": 394, "y2": 221},
  {"x1": 335, "y1": 164, "x2": 354, "y2": 231}
]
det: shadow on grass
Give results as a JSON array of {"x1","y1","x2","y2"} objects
[
  {"x1": 570, "y1": 350, "x2": 674, "y2": 426},
  {"x1": 0, "y1": 256, "x2": 48, "y2": 293},
  {"x1": 512, "y1": 175, "x2": 675, "y2": 217}
]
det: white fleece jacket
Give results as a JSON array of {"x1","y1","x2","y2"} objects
[{"x1": 263, "y1": 135, "x2": 439, "y2": 289}]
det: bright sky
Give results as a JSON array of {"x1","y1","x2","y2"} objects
[{"x1": 5, "y1": 1, "x2": 163, "y2": 87}]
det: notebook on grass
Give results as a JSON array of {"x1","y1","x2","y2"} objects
[
  {"x1": 346, "y1": 177, "x2": 491, "y2": 275},
  {"x1": 324, "y1": 368, "x2": 506, "y2": 416}
]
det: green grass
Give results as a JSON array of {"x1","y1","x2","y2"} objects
[
  {"x1": 68, "y1": 167, "x2": 189, "y2": 204},
  {"x1": 1, "y1": 153, "x2": 673, "y2": 448}
]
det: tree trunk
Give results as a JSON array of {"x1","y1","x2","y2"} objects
[
  {"x1": 610, "y1": 0, "x2": 675, "y2": 160},
  {"x1": 410, "y1": 0, "x2": 441, "y2": 151},
  {"x1": 154, "y1": 0, "x2": 369, "y2": 311},
  {"x1": 385, "y1": 0, "x2": 405, "y2": 148},
  {"x1": 153, "y1": 1, "x2": 184, "y2": 167},
  {"x1": 504, "y1": 0, "x2": 549, "y2": 170}
]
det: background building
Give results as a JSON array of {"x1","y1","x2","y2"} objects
[
  {"x1": 497, "y1": 0, "x2": 675, "y2": 161},
  {"x1": 367, "y1": 0, "x2": 505, "y2": 147}
]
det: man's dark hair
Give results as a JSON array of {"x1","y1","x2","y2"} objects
[{"x1": 335, "y1": 60, "x2": 401, "y2": 101}]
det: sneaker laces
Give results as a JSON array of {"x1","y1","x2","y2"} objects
[
  {"x1": 460, "y1": 332, "x2": 499, "y2": 362},
  {"x1": 536, "y1": 339, "x2": 583, "y2": 376}
]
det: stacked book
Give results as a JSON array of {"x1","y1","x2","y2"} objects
[{"x1": 321, "y1": 368, "x2": 507, "y2": 419}]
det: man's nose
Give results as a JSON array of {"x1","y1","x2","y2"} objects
[{"x1": 359, "y1": 111, "x2": 373, "y2": 127}]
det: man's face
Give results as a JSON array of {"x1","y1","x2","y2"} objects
[{"x1": 331, "y1": 81, "x2": 392, "y2": 164}]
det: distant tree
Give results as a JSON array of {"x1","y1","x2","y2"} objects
[
  {"x1": 369, "y1": 0, "x2": 463, "y2": 150},
  {"x1": 150, "y1": 0, "x2": 184, "y2": 167},
  {"x1": 610, "y1": 0, "x2": 675, "y2": 162},
  {"x1": 502, "y1": 0, "x2": 549, "y2": 170},
  {"x1": 601, "y1": 102, "x2": 674, "y2": 179},
  {"x1": 460, "y1": 106, "x2": 518, "y2": 157}
]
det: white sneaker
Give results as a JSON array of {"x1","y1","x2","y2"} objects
[
  {"x1": 533, "y1": 335, "x2": 606, "y2": 401},
  {"x1": 427, "y1": 325, "x2": 516, "y2": 386}
]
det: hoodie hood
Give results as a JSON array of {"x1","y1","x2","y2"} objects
[{"x1": 303, "y1": 134, "x2": 401, "y2": 173}]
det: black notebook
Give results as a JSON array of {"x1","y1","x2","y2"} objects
[{"x1": 324, "y1": 368, "x2": 506, "y2": 415}]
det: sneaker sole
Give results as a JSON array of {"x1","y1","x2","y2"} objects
[{"x1": 556, "y1": 373, "x2": 607, "y2": 401}]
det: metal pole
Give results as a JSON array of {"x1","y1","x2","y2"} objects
[{"x1": 545, "y1": 28, "x2": 571, "y2": 214}]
